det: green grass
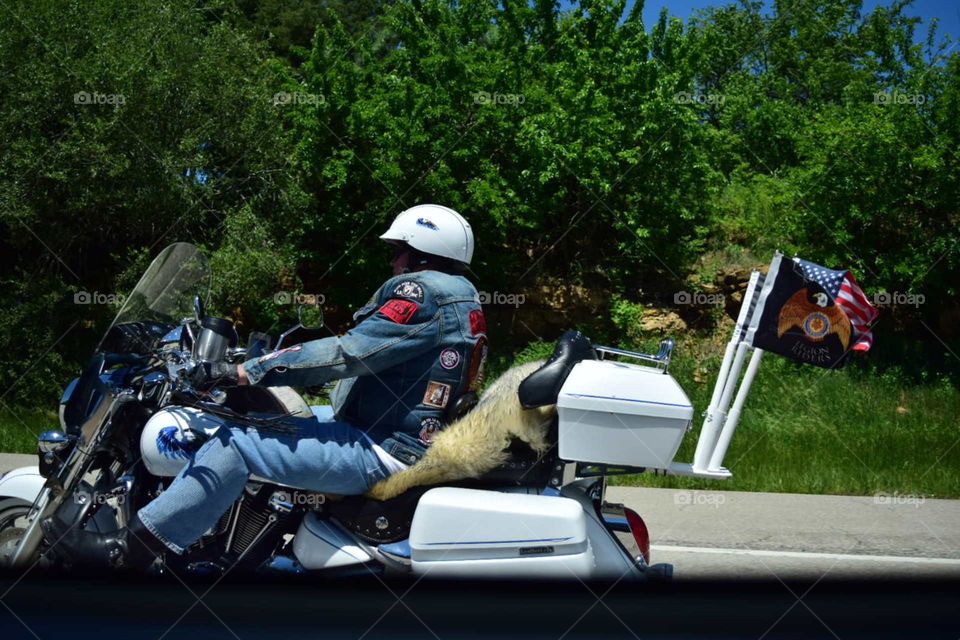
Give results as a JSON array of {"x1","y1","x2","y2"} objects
[
  {"x1": 0, "y1": 405, "x2": 57, "y2": 455},
  {"x1": 609, "y1": 344, "x2": 960, "y2": 498},
  {"x1": 493, "y1": 331, "x2": 960, "y2": 498}
]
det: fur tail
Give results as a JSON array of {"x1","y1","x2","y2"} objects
[{"x1": 365, "y1": 360, "x2": 554, "y2": 502}]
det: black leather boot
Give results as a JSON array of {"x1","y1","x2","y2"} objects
[
  {"x1": 42, "y1": 512, "x2": 166, "y2": 571},
  {"x1": 124, "y1": 513, "x2": 168, "y2": 569}
]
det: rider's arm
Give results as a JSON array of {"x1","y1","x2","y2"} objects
[{"x1": 240, "y1": 286, "x2": 440, "y2": 388}]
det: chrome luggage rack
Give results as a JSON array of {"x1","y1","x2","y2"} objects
[{"x1": 593, "y1": 338, "x2": 675, "y2": 373}]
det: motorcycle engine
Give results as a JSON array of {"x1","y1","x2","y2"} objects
[{"x1": 214, "y1": 483, "x2": 308, "y2": 561}]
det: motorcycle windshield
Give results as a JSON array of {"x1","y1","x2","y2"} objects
[{"x1": 94, "y1": 242, "x2": 210, "y2": 354}]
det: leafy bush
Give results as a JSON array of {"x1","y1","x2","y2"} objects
[
  {"x1": 0, "y1": 0, "x2": 306, "y2": 403},
  {"x1": 0, "y1": 0, "x2": 957, "y2": 420}
]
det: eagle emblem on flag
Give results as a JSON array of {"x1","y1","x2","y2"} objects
[
  {"x1": 776, "y1": 289, "x2": 850, "y2": 350},
  {"x1": 747, "y1": 254, "x2": 878, "y2": 369}
]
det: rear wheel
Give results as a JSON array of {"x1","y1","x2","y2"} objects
[{"x1": 0, "y1": 498, "x2": 32, "y2": 568}]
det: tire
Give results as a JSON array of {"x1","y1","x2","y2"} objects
[{"x1": 0, "y1": 498, "x2": 32, "y2": 568}]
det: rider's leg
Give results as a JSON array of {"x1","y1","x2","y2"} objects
[{"x1": 137, "y1": 416, "x2": 389, "y2": 554}]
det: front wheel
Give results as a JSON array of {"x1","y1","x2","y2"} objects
[{"x1": 0, "y1": 498, "x2": 33, "y2": 568}]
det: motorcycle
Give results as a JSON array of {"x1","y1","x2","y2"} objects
[{"x1": 0, "y1": 242, "x2": 761, "y2": 581}]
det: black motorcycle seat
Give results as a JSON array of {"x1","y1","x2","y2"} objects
[
  {"x1": 326, "y1": 439, "x2": 559, "y2": 544},
  {"x1": 517, "y1": 330, "x2": 596, "y2": 409},
  {"x1": 325, "y1": 484, "x2": 431, "y2": 544}
]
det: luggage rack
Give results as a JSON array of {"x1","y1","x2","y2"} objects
[{"x1": 593, "y1": 338, "x2": 674, "y2": 373}]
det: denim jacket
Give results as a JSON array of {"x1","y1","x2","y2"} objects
[{"x1": 242, "y1": 270, "x2": 489, "y2": 446}]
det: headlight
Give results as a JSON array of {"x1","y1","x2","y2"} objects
[{"x1": 37, "y1": 431, "x2": 75, "y2": 479}]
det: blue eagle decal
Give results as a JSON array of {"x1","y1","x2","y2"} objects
[
  {"x1": 415, "y1": 217, "x2": 438, "y2": 230},
  {"x1": 156, "y1": 426, "x2": 205, "y2": 459}
]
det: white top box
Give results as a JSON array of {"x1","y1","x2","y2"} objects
[{"x1": 556, "y1": 359, "x2": 693, "y2": 468}]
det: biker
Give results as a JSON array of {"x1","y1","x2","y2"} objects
[{"x1": 48, "y1": 204, "x2": 489, "y2": 569}]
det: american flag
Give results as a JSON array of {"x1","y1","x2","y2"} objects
[{"x1": 796, "y1": 258, "x2": 878, "y2": 351}]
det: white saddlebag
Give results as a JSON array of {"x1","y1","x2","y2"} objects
[
  {"x1": 408, "y1": 487, "x2": 594, "y2": 578},
  {"x1": 557, "y1": 359, "x2": 693, "y2": 469}
]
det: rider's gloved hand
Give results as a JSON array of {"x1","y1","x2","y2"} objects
[{"x1": 185, "y1": 360, "x2": 241, "y2": 391}]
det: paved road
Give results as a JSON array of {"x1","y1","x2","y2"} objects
[
  {"x1": 606, "y1": 485, "x2": 960, "y2": 580},
  {"x1": 3, "y1": 453, "x2": 957, "y2": 579},
  {"x1": 0, "y1": 453, "x2": 32, "y2": 475}
]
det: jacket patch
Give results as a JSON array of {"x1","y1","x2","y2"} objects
[
  {"x1": 467, "y1": 336, "x2": 489, "y2": 391},
  {"x1": 418, "y1": 417, "x2": 442, "y2": 444},
  {"x1": 258, "y1": 343, "x2": 303, "y2": 362},
  {"x1": 392, "y1": 280, "x2": 425, "y2": 303},
  {"x1": 378, "y1": 299, "x2": 418, "y2": 324},
  {"x1": 423, "y1": 380, "x2": 451, "y2": 408},
  {"x1": 469, "y1": 309, "x2": 487, "y2": 335},
  {"x1": 439, "y1": 348, "x2": 460, "y2": 369}
]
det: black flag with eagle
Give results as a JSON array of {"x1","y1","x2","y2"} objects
[{"x1": 744, "y1": 253, "x2": 878, "y2": 369}]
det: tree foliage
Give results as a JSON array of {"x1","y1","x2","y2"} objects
[
  {"x1": 0, "y1": 0, "x2": 304, "y2": 401},
  {"x1": 0, "y1": 0, "x2": 957, "y2": 406}
]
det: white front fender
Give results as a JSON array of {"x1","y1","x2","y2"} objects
[{"x1": 0, "y1": 466, "x2": 44, "y2": 504}]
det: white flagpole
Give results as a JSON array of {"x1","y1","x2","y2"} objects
[
  {"x1": 708, "y1": 347, "x2": 764, "y2": 470},
  {"x1": 692, "y1": 270, "x2": 761, "y2": 472}
]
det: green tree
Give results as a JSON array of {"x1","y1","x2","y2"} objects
[
  {"x1": 231, "y1": 0, "x2": 393, "y2": 64},
  {"x1": 0, "y1": 0, "x2": 303, "y2": 404},
  {"x1": 288, "y1": 0, "x2": 719, "y2": 312}
]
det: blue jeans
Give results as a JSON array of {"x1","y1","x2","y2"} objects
[{"x1": 138, "y1": 407, "x2": 390, "y2": 554}]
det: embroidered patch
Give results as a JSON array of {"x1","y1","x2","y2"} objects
[
  {"x1": 392, "y1": 280, "x2": 425, "y2": 303},
  {"x1": 439, "y1": 348, "x2": 460, "y2": 369},
  {"x1": 418, "y1": 417, "x2": 442, "y2": 444},
  {"x1": 469, "y1": 309, "x2": 487, "y2": 335},
  {"x1": 467, "y1": 336, "x2": 489, "y2": 392},
  {"x1": 416, "y1": 217, "x2": 438, "y2": 230},
  {"x1": 422, "y1": 380, "x2": 452, "y2": 408},
  {"x1": 258, "y1": 343, "x2": 303, "y2": 362},
  {"x1": 378, "y1": 299, "x2": 418, "y2": 324}
]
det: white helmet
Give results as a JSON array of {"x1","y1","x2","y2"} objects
[{"x1": 380, "y1": 204, "x2": 474, "y2": 265}]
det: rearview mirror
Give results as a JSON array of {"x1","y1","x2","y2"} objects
[
  {"x1": 275, "y1": 302, "x2": 325, "y2": 351},
  {"x1": 297, "y1": 303, "x2": 324, "y2": 331}
]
